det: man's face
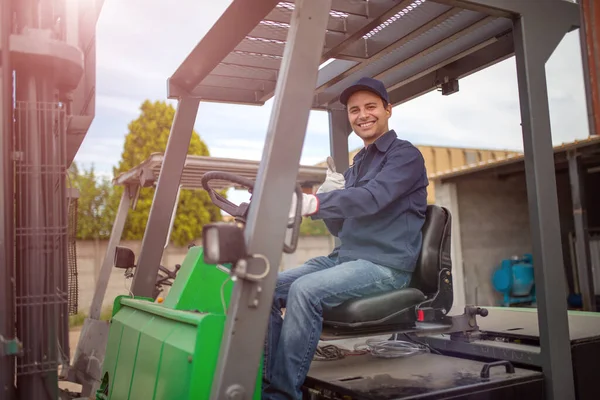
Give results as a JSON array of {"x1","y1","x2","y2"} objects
[{"x1": 346, "y1": 90, "x2": 392, "y2": 145}]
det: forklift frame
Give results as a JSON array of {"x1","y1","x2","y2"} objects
[{"x1": 117, "y1": 1, "x2": 585, "y2": 399}]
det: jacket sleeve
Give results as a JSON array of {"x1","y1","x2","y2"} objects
[{"x1": 313, "y1": 145, "x2": 426, "y2": 219}]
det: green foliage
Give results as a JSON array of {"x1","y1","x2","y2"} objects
[
  {"x1": 299, "y1": 217, "x2": 330, "y2": 236},
  {"x1": 113, "y1": 100, "x2": 223, "y2": 247},
  {"x1": 68, "y1": 163, "x2": 115, "y2": 240},
  {"x1": 69, "y1": 305, "x2": 113, "y2": 328}
]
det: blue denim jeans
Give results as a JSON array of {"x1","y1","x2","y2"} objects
[{"x1": 261, "y1": 255, "x2": 412, "y2": 399}]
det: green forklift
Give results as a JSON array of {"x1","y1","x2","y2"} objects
[{"x1": 66, "y1": 0, "x2": 600, "y2": 399}]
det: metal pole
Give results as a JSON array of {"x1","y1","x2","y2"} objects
[
  {"x1": 327, "y1": 108, "x2": 350, "y2": 247},
  {"x1": 89, "y1": 186, "x2": 133, "y2": 319},
  {"x1": 130, "y1": 96, "x2": 200, "y2": 297},
  {"x1": 567, "y1": 151, "x2": 595, "y2": 311},
  {"x1": 0, "y1": 0, "x2": 15, "y2": 397},
  {"x1": 210, "y1": 0, "x2": 332, "y2": 398},
  {"x1": 579, "y1": 0, "x2": 599, "y2": 136},
  {"x1": 509, "y1": 2, "x2": 579, "y2": 398},
  {"x1": 327, "y1": 108, "x2": 351, "y2": 173}
]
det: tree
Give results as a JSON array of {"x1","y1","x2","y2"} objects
[
  {"x1": 112, "y1": 100, "x2": 223, "y2": 247},
  {"x1": 68, "y1": 162, "x2": 115, "y2": 240},
  {"x1": 299, "y1": 217, "x2": 330, "y2": 236}
]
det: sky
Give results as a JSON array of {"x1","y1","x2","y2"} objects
[{"x1": 74, "y1": 0, "x2": 592, "y2": 205}]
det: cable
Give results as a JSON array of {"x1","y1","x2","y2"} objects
[
  {"x1": 220, "y1": 275, "x2": 232, "y2": 315},
  {"x1": 358, "y1": 337, "x2": 428, "y2": 358},
  {"x1": 314, "y1": 344, "x2": 367, "y2": 361},
  {"x1": 314, "y1": 336, "x2": 429, "y2": 361}
]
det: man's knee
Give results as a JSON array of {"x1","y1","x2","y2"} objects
[{"x1": 288, "y1": 275, "x2": 317, "y2": 304}]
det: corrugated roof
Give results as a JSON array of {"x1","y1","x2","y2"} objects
[{"x1": 429, "y1": 135, "x2": 600, "y2": 180}]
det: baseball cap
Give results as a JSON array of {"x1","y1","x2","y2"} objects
[{"x1": 339, "y1": 77, "x2": 390, "y2": 106}]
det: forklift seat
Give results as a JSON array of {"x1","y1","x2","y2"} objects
[{"x1": 321, "y1": 205, "x2": 453, "y2": 337}]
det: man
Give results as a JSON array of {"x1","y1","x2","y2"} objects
[{"x1": 262, "y1": 77, "x2": 428, "y2": 400}]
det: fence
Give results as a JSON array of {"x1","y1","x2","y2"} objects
[{"x1": 74, "y1": 235, "x2": 335, "y2": 314}]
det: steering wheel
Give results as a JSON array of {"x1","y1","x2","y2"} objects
[
  {"x1": 201, "y1": 171, "x2": 255, "y2": 219},
  {"x1": 201, "y1": 171, "x2": 303, "y2": 253}
]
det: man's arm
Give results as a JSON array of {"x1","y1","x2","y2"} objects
[{"x1": 311, "y1": 145, "x2": 426, "y2": 220}]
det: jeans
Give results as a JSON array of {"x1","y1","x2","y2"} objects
[{"x1": 261, "y1": 255, "x2": 412, "y2": 400}]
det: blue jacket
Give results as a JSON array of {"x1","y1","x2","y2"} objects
[{"x1": 312, "y1": 130, "x2": 428, "y2": 273}]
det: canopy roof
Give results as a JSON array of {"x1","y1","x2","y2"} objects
[
  {"x1": 167, "y1": 0, "x2": 515, "y2": 109},
  {"x1": 113, "y1": 153, "x2": 327, "y2": 190}
]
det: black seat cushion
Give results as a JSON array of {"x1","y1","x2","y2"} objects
[
  {"x1": 322, "y1": 288, "x2": 426, "y2": 327},
  {"x1": 320, "y1": 205, "x2": 451, "y2": 331}
]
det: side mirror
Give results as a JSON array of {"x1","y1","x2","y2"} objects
[
  {"x1": 114, "y1": 246, "x2": 136, "y2": 269},
  {"x1": 202, "y1": 222, "x2": 247, "y2": 265}
]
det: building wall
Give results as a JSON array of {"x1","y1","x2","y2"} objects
[
  {"x1": 432, "y1": 182, "x2": 466, "y2": 314},
  {"x1": 434, "y1": 170, "x2": 577, "y2": 307},
  {"x1": 436, "y1": 174, "x2": 532, "y2": 306},
  {"x1": 74, "y1": 235, "x2": 334, "y2": 314}
]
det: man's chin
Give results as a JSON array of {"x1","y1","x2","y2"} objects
[{"x1": 357, "y1": 130, "x2": 380, "y2": 142}]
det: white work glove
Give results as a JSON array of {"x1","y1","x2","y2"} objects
[
  {"x1": 316, "y1": 157, "x2": 345, "y2": 194},
  {"x1": 288, "y1": 192, "x2": 319, "y2": 224}
]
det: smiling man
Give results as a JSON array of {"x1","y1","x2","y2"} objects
[{"x1": 262, "y1": 77, "x2": 429, "y2": 400}]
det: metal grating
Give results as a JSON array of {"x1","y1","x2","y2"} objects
[
  {"x1": 13, "y1": 101, "x2": 70, "y2": 379},
  {"x1": 67, "y1": 191, "x2": 79, "y2": 316},
  {"x1": 363, "y1": 0, "x2": 427, "y2": 39},
  {"x1": 179, "y1": 0, "x2": 515, "y2": 109}
]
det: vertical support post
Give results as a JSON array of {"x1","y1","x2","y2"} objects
[
  {"x1": 580, "y1": 0, "x2": 599, "y2": 137},
  {"x1": 328, "y1": 108, "x2": 351, "y2": 172},
  {"x1": 445, "y1": 182, "x2": 466, "y2": 313},
  {"x1": 130, "y1": 96, "x2": 201, "y2": 297},
  {"x1": 88, "y1": 185, "x2": 133, "y2": 319},
  {"x1": 328, "y1": 108, "x2": 351, "y2": 247},
  {"x1": 567, "y1": 151, "x2": 595, "y2": 311},
  {"x1": 509, "y1": 1, "x2": 580, "y2": 398},
  {"x1": 210, "y1": 0, "x2": 332, "y2": 398},
  {"x1": 0, "y1": 0, "x2": 15, "y2": 397}
]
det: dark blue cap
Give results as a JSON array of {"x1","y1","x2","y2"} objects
[{"x1": 339, "y1": 77, "x2": 390, "y2": 106}]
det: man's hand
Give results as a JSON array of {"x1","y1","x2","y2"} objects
[
  {"x1": 288, "y1": 193, "x2": 318, "y2": 224},
  {"x1": 317, "y1": 157, "x2": 345, "y2": 194}
]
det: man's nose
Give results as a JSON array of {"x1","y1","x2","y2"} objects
[{"x1": 357, "y1": 108, "x2": 369, "y2": 119}]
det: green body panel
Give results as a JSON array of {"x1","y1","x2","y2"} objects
[
  {"x1": 163, "y1": 245, "x2": 234, "y2": 314},
  {"x1": 97, "y1": 247, "x2": 262, "y2": 400}
]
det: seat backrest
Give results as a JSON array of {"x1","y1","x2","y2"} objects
[{"x1": 410, "y1": 205, "x2": 452, "y2": 295}]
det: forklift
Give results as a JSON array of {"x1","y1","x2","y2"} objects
[{"x1": 2, "y1": 0, "x2": 600, "y2": 400}]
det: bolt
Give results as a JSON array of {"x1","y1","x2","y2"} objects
[{"x1": 188, "y1": 355, "x2": 193, "y2": 363}]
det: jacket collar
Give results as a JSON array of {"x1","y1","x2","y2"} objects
[{"x1": 353, "y1": 130, "x2": 397, "y2": 162}]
